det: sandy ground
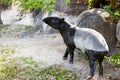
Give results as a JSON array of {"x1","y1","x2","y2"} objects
[{"x1": 0, "y1": 33, "x2": 119, "y2": 80}]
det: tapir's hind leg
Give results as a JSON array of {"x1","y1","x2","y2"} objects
[
  {"x1": 88, "y1": 55, "x2": 97, "y2": 77},
  {"x1": 98, "y1": 56, "x2": 104, "y2": 75},
  {"x1": 69, "y1": 49, "x2": 74, "y2": 64},
  {"x1": 85, "y1": 50, "x2": 97, "y2": 78}
]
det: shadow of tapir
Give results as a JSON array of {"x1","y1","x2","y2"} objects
[{"x1": 43, "y1": 17, "x2": 110, "y2": 79}]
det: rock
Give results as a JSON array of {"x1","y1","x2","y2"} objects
[
  {"x1": 75, "y1": 8, "x2": 117, "y2": 53},
  {"x1": 55, "y1": 0, "x2": 87, "y2": 15},
  {"x1": 0, "y1": 8, "x2": 3, "y2": 24},
  {"x1": 1, "y1": 1, "x2": 33, "y2": 25},
  {"x1": 116, "y1": 20, "x2": 120, "y2": 47},
  {"x1": 34, "y1": 10, "x2": 77, "y2": 34},
  {"x1": 18, "y1": 26, "x2": 41, "y2": 38}
]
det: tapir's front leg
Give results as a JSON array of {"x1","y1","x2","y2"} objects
[
  {"x1": 63, "y1": 47, "x2": 75, "y2": 64},
  {"x1": 63, "y1": 48, "x2": 69, "y2": 60},
  {"x1": 69, "y1": 48, "x2": 75, "y2": 64}
]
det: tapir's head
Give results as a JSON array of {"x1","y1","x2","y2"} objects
[{"x1": 43, "y1": 17, "x2": 65, "y2": 29}]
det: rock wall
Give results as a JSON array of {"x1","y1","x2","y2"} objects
[
  {"x1": 116, "y1": 20, "x2": 120, "y2": 44},
  {"x1": 55, "y1": 0, "x2": 87, "y2": 15},
  {"x1": 1, "y1": 1, "x2": 33, "y2": 26},
  {"x1": 34, "y1": 10, "x2": 77, "y2": 34},
  {"x1": 1, "y1": 0, "x2": 87, "y2": 26},
  {"x1": 0, "y1": 8, "x2": 3, "y2": 24}
]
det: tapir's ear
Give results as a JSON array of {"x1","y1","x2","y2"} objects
[{"x1": 61, "y1": 18, "x2": 64, "y2": 22}]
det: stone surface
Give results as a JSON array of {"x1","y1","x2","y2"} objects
[
  {"x1": 75, "y1": 8, "x2": 117, "y2": 53},
  {"x1": 116, "y1": 20, "x2": 120, "y2": 42},
  {"x1": 1, "y1": 1, "x2": 33, "y2": 25},
  {"x1": 55, "y1": 0, "x2": 87, "y2": 15},
  {"x1": 0, "y1": 9, "x2": 3, "y2": 24}
]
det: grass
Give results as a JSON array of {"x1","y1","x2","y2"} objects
[
  {"x1": 0, "y1": 45, "x2": 16, "y2": 54},
  {"x1": 25, "y1": 25, "x2": 32, "y2": 31},
  {"x1": 0, "y1": 44, "x2": 77, "y2": 80},
  {"x1": 0, "y1": 57, "x2": 77, "y2": 80},
  {"x1": 39, "y1": 65, "x2": 77, "y2": 80},
  {"x1": 0, "y1": 25, "x2": 33, "y2": 37}
]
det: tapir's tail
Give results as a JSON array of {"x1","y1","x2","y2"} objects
[
  {"x1": 97, "y1": 51, "x2": 111, "y2": 57},
  {"x1": 106, "y1": 51, "x2": 111, "y2": 57}
]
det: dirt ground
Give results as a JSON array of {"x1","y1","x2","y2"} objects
[{"x1": 0, "y1": 33, "x2": 120, "y2": 80}]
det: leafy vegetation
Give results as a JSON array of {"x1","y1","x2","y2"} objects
[
  {"x1": 87, "y1": 0, "x2": 120, "y2": 23},
  {"x1": 105, "y1": 53, "x2": 120, "y2": 67},
  {"x1": 39, "y1": 65, "x2": 77, "y2": 80},
  {"x1": 0, "y1": 45, "x2": 16, "y2": 54},
  {"x1": 18, "y1": 0, "x2": 56, "y2": 12},
  {"x1": 25, "y1": 25, "x2": 32, "y2": 31},
  {"x1": 0, "y1": 57, "x2": 77, "y2": 79},
  {"x1": 0, "y1": 0, "x2": 12, "y2": 4},
  {"x1": 88, "y1": 0, "x2": 93, "y2": 9},
  {"x1": 103, "y1": 4, "x2": 120, "y2": 23},
  {"x1": 0, "y1": 0, "x2": 56, "y2": 12},
  {"x1": 0, "y1": 25, "x2": 34, "y2": 37},
  {"x1": 1, "y1": 0, "x2": 70, "y2": 12}
]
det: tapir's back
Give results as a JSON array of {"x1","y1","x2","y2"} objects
[{"x1": 74, "y1": 27, "x2": 109, "y2": 53}]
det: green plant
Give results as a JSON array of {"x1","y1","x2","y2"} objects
[
  {"x1": 1, "y1": 0, "x2": 56, "y2": 12},
  {"x1": 66, "y1": 0, "x2": 70, "y2": 5},
  {"x1": 0, "y1": 26, "x2": 4, "y2": 31},
  {"x1": 0, "y1": 45, "x2": 16, "y2": 54},
  {"x1": 1, "y1": 0, "x2": 71, "y2": 13},
  {"x1": 88, "y1": 0, "x2": 93, "y2": 9},
  {"x1": 25, "y1": 25, "x2": 32, "y2": 31},
  {"x1": 0, "y1": 45, "x2": 77, "y2": 79},
  {"x1": 19, "y1": 0, "x2": 56, "y2": 12},
  {"x1": 103, "y1": 4, "x2": 120, "y2": 23},
  {"x1": 105, "y1": 53, "x2": 120, "y2": 67},
  {"x1": 0, "y1": 56, "x2": 77, "y2": 80},
  {"x1": 39, "y1": 65, "x2": 77, "y2": 80},
  {"x1": 0, "y1": 0, "x2": 12, "y2": 4}
]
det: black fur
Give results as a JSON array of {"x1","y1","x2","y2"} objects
[
  {"x1": 43, "y1": 17, "x2": 76, "y2": 63},
  {"x1": 85, "y1": 49, "x2": 108, "y2": 76},
  {"x1": 60, "y1": 26, "x2": 76, "y2": 63}
]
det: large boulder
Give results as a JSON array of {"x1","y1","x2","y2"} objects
[
  {"x1": 75, "y1": 8, "x2": 117, "y2": 53},
  {"x1": 55, "y1": 0, "x2": 87, "y2": 15},
  {"x1": 1, "y1": 1, "x2": 33, "y2": 25},
  {"x1": 116, "y1": 20, "x2": 120, "y2": 45},
  {"x1": 0, "y1": 8, "x2": 3, "y2": 24}
]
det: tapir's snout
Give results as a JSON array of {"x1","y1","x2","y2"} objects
[
  {"x1": 42, "y1": 17, "x2": 62, "y2": 29},
  {"x1": 43, "y1": 18, "x2": 48, "y2": 23},
  {"x1": 43, "y1": 17, "x2": 53, "y2": 25}
]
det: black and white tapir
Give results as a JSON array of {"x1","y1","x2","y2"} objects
[{"x1": 43, "y1": 17, "x2": 109, "y2": 78}]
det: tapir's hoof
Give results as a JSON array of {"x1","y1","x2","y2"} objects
[
  {"x1": 63, "y1": 57, "x2": 67, "y2": 60},
  {"x1": 86, "y1": 76, "x2": 92, "y2": 80},
  {"x1": 69, "y1": 61, "x2": 73, "y2": 64}
]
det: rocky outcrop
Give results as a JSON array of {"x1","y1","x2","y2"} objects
[
  {"x1": 0, "y1": 2, "x2": 11, "y2": 24},
  {"x1": 1, "y1": 8, "x2": 33, "y2": 25},
  {"x1": 116, "y1": 20, "x2": 120, "y2": 46},
  {"x1": 0, "y1": 9, "x2": 3, "y2": 24},
  {"x1": 75, "y1": 8, "x2": 117, "y2": 53},
  {"x1": 1, "y1": 1, "x2": 33, "y2": 25},
  {"x1": 55, "y1": 0, "x2": 87, "y2": 15}
]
